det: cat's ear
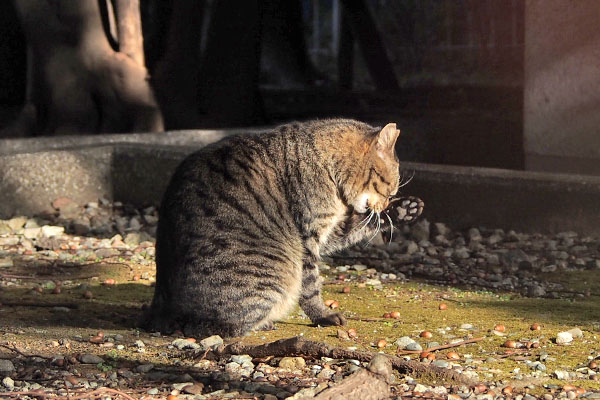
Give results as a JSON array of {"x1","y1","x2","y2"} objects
[{"x1": 375, "y1": 123, "x2": 400, "y2": 159}]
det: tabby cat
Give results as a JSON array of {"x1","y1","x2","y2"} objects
[{"x1": 141, "y1": 119, "x2": 422, "y2": 337}]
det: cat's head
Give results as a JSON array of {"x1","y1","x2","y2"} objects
[{"x1": 345, "y1": 123, "x2": 401, "y2": 214}]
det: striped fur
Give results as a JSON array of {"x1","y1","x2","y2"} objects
[{"x1": 141, "y1": 119, "x2": 402, "y2": 337}]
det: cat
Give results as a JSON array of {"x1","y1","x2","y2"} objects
[{"x1": 141, "y1": 119, "x2": 423, "y2": 337}]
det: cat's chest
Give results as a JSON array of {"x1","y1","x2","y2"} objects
[{"x1": 317, "y1": 200, "x2": 347, "y2": 246}]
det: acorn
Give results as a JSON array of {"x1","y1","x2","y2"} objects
[
  {"x1": 324, "y1": 299, "x2": 335, "y2": 307},
  {"x1": 390, "y1": 311, "x2": 401, "y2": 319},
  {"x1": 342, "y1": 286, "x2": 351, "y2": 293},
  {"x1": 530, "y1": 323, "x2": 541, "y2": 330},
  {"x1": 438, "y1": 303, "x2": 448, "y2": 310},
  {"x1": 420, "y1": 331, "x2": 432, "y2": 338},
  {"x1": 446, "y1": 351, "x2": 460, "y2": 360},
  {"x1": 348, "y1": 328, "x2": 358, "y2": 339},
  {"x1": 503, "y1": 340, "x2": 517, "y2": 348},
  {"x1": 330, "y1": 301, "x2": 339, "y2": 309},
  {"x1": 494, "y1": 324, "x2": 506, "y2": 332},
  {"x1": 377, "y1": 339, "x2": 387, "y2": 348}
]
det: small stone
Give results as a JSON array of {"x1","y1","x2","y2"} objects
[
  {"x1": 433, "y1": 222, "x2": 451, "y2": 237},
  {"x1": 136, "y1": 363, "x2": 154, "y2": 373},
  {"x1": 556, "y1": 331, "x2": 573, "y2": 344},
  {"x1": 80, "y1": 354, "x2": 104, "y2": 364},
  {"x1": 528, "y1": 285, "x2": 546, "y2": 297},
  {"x1": 351, "y1": 264, "x2": 367, "y2": 272},
  {"x1": 7, "y1": 216, "x2": 27, "y2": 230},
  {"x1": 413, "y1": 384, "x2": 428, "y2": 393},
  {"x1": 368, "y1": 354, "x2": 392, "y2": 378},
  {"x1": 41, "y1": 225, "x2": 64, "y2": 238},
  {"x1": 405, "y1": 342, "x2": 422, "y2": 351},
  {"x1": 317, "y1": 368, "x2": 335, "y2": 379},
  {"x1": 147, "y1": 388, "x2": 159, "y2": 395},
  {"x1": 468, "y1": 228, "x2": 482, "y2": 242},
  {"x1": 567, "y1": 328, "x2": 583, "y2": 338},
  {"x1": 95, "y1": 248, "x2": 119, "y2": 258},
  {"x1": 432, "y1": 360, "x2": 449, "y2": 368},
  {"x1": 402, "y1": 241, "x2": 419, "y2": 255},
  {"x1": 453, "y1": 247, "x2": 470, "y2": 259},
  {"x1": 279, "y1": 357, "x2": 305, "y2": 370},
  {"x1": 182, "y1": 383, "x2": 204, "y2": 395},
  {"x1": 199, "y1": 335, "x2": 223, "y2": 350},
  {"x1": 2, "y1": 377, "x2": 14, "y2": 390},
  {"x1": 73, "y1": 218, "x2": 91, "y2": 235},
  {"x1": 230, "y1": 355, "x2": 253, "y2": 364},
  {"x1": 134, "y1": 340, "x2": 145, "y2": 348},
  {"x1": 460, "y1": 323, "x2": 474, "y2": 330},
  {"x1": 172, "y1": 338, "x2": 201, "y2": 350},
  {"x1": 410, "y1": 219, "x2": 430, "y2": 242},
  {"x1": 394, "y1": 336, "x2": 416, "y2": 349}
]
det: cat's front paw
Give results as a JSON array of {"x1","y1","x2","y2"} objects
[
  {"x1": 314, "y1": 312, "x2": 347, "y2": 327},
  {"x1": 387, "y1": 196, "x2": 424, "y2": 224}
]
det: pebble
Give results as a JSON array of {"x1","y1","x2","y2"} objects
[
  {"x1": 199, "y1": 335, "x2": 223, "y2": 350},
  {"x1": 394, "y1": 336, "x2": 416, "y2": 349},
  {"x1": 172, "y1": 338, "x2": 201, "y2": 350},
  {"x1": 147, "y1": 388, "x2": 159, "y2": 395},
  {"x1": 79, "y1": 354, "x2": 104, "y2": 364},
  {"x1": 556, "y1": 331, "x2": 574, "y2": 344},
  {"x1": 568, "y1": 328, "x2": 584, "y2": 338},
  {"x1": 405, "y1": 342, "x2": 422, "y2": 351},
  {"x1": 136, "y1": 363, "x2": 154, "y2": 373},
  {"x1": 0, "y1": 360, "x2": 15, "y2": 373},
  {"x1": 279, "y1": 357, "x2": 306, "y2": 370},
  {"x1": 2, "y1": 377, "x2": 14, "y2": 390}
]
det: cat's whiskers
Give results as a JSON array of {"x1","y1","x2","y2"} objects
[
  {"x1": 354, "y1": 209, "x2": 374, "y2": 232},
  {"x1": 384, "y1": 211, "x2": 396, "y2": 244},
  {"x1": 365, "y1": 211, "x2": 382, "y2": 246},
  {"x1": 398, "y1": 170, "x2": 415, "y2": 189}
]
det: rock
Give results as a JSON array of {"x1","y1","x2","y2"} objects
[
  {"x1": 317, "y1": 368, "x2": 335, "y2": 379},
  {"x1": 95, "y1": 248, "x2": 120, "y2": 258},
  {"x1": 146, "y1": 388, "x2": 159, "y2": 395},
  {"x1": 394, "y1": 336, "x2": 416, "y2": 349},
  {"x1": 230, "y1": 355, "x2": 253, "y2": 364},
  {"x1": 23, "y1": 227, "x2": 41, "y2": 239},
  {"x1": 134, "y1": 340, "x2": 145, "y2": 348},
  {"x1": 80, "y1": 354, "x2": 104, "y2": 364},
  {"x1": 6, "y1": 216, "x2": 27, "y2": 231},
  {"x1": 0, "y1": 258, "x2": 13, "y2": 268},
  {"x1": 555, "y1": 331, "x2": 573, "y2": 344},
  {"x1": 172, "y1": 338, "x2": 201, "y2": 350},
  {"x1": 199, "y1": 335, "x2": 223, "y2": 350},
  {"x1": 405, "y1": 342, "x2": 422, "y2": 351},
  {"x1": 52, "y1": 197, "x2": 73, "y2": 210},
  {"x1": 528, "y1": 285, "x2": 546, "y2": 298},
  {"x1": 40, "y1": 225, "x2": 64, "y2": 238},
  {"x1": 433, "y1": 222, "x2": 451, "y2": 237},
  {"x1": 468, "y1": 228, "x2": 482, "y2": 242},
  {"x1": 368, "y1": 354, "x2": 392, "y2": 379},
  {"x1": 453, "y1": 247, "x2": 470, "y2": 259},
  {"x1": 500, "y1": 249, "x2": 530, "y2": 268},
  {"x1": 365, "y1": 278, "x2": 382, "y2": 286},
  {"x1": 73, "y1": 218, "x2": 91, "y2": 235},
  {"x1": 182, "y1": 383, "x2": 204, "y2": 395},
  {"x1": 279, "y1": 357, "x2": 306, "y2": 370},
  {"x1": 432, "y1": 360, "x2": 449, "y2": 368},
  {"x1": 136, "y1": 364, "x2": 154, "y2": 373},
  {"x1": 2, "y1": 377, "x2": 14, "y2": 390},
  {"x1": 410, "y1": 219, "x2": 430, "y2": 242},
  {"x1": 567, "y1": 328, "x2": 583, "y2": 338},
  {"x1": 124, "y1": 233, "x2": 141, "y2": 247},
  {"x1": 413, "y1": 384, "x2": 428, "y2": 393},
  {"x1": 460, "y1": 323, "x2": 474, "y2": 330},
  {"x1": 351, "y1": 264, "x2": 367, "y2": 272},
  {"x1": 402, "y1": 241, "x2": 419, "y2": 255}
]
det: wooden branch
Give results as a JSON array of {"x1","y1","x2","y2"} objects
[
  {"x1": 204, "y1": 336, "x2": 473, "y2": 384},
  {"x1": 0, "y1": 343, "x2": 53, "y2": 360},
  {"x1": 0, "y1": 387, "x2": 136, "y2": 400},
  {"x1": 397, "y1": 337, "x2": 484, "y2": 355},
  {"x1": 315, "y1": 355, "x2": 391, "y2": 400},
  {"x1": 113, "y1": 0, "x2": 145, "y2": 65},
  {"x1": 0, "y1": 301, "x2": 79, "y2": 309}
]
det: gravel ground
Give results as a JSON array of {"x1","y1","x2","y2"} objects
[{"x1": 1, "y1": 197, "x2": 600, "y2": 400}]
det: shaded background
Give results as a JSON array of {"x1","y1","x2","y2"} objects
[{"x1": 0, "y1": 0, "x2": 597, "y2": 176}]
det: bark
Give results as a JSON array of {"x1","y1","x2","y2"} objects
[
  {"x1": 8, "y1": 0, "x2": 163, "y2": 136},
  {"x1": 205, "y1": 336, "x2": 474, "y2": 385},
  {"x1": 151, "y1": 0, "x2": 205, "y2": 129}
]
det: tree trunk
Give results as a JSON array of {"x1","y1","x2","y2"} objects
[
  {"x1": 9, "y1": 0, "x2": 163, "y2": 136},
  {"x1": 197, "y1": 0, "x2": 265, "y2": 127},
  {"x1": 151, "y1": 0, "x2": 205, "y2": 129}
]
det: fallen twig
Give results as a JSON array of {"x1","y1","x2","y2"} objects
[
  {"x1": 0, "y1": 300, "x2": 79, "y2": 309},
  {"x1": 397, "y1": 337, "x2": 484, "y2": 355},
  {"x1": 201, "y1": 336, "x2": 474, "y2": 384},
  {"x1": 0, "y1": 387, "x2": 137, "y2": 400},
  {"x1": 0, "y1": 343, "x2": 53, "y2": 360}
]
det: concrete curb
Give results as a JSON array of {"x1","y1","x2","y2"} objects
[{"x1": 1, "y1": 133, "x2": 599, "y2": 235}]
